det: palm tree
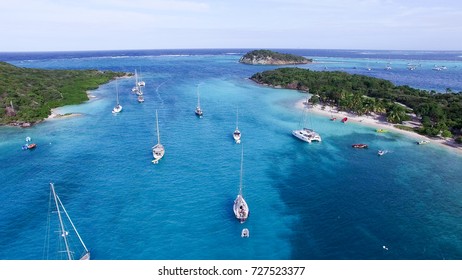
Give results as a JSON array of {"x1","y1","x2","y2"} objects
[{"x1": 387, "y1": 104, "x2": 408, "y2": 123}]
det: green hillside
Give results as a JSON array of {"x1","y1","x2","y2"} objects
[{"x1": 0, "y1": 62, "x2": 125, "y2": 125}]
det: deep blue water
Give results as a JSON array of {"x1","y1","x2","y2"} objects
[{"x1": 0, "y1": 49, "x2": 461, "y2": 260}]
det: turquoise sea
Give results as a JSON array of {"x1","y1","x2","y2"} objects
[{"x1": 0, "y1": 49, "x2": 461, "y2": 260}]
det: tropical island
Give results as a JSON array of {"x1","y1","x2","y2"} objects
[
  {"x1": 0, "y1": 61, "x2": 126, "y2": 127},
  {"x1": 239, "y1": 49, "x2": 312, "y2": 65},
  {"x1": 250, "y1": 67, "x2": 462, "y2": 144}
]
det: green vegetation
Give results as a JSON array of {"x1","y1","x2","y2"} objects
[
  {"x1": 251, "y1": 67, "x2": 462, "y2": 138},
  {"x1": 239, "y1": 49, "x2": 312, "y2": 65},
  {"x1": 0, "y1": 62, "x2": 125, "y2": 125}
]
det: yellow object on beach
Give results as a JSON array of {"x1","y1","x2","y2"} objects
[{"x1": 376, "y1": 129, "x2": 388, "y2": 133}]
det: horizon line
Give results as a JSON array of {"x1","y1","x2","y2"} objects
[{"x1": 1, "y1": 47, "x2": 462, "y2": 54}]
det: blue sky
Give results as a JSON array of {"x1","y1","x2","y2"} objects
[{"x1": 0, "y1": 0, "x2": 461, "y2": 52}]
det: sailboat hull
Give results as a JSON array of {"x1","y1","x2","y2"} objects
[
  {"x1": 152, "y1": 144, "x2": 165, "y2": 160},
  {"x1": 292, "y1": 128, "x2": 321, "y2": 143},
  {"x1": 233, "y1": 130, "x2": 241, "y2": 143},
  {"x1": 233, "y1": 195, "x2": 249, "y2": 223}
]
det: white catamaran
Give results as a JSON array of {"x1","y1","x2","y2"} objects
[
  {"x1": 233, "y1": 107, "x2": 241, "y2": 144},
  {"x1": 233, "y1": 146, "x2": 249, "y2": 223},
  {"x1": 47, "y1": 183, "x2": 90, "y2": 260},
  {"x1": 152, "y1": 110, "x2": 165, "y2": 164},
  {"x1": 292, "y1": 96, "x2": 321, "y2": 143}
]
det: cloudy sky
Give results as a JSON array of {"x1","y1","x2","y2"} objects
[{"x1": 0, "y1": 0, "x2": 460, "y2": 52}]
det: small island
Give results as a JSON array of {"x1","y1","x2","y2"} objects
[
  {"x1": 0, "y1": 61, "x2": 127, "y2": 127},
  {"x1": 250, "y1": 67, "x2": 462, "y2": 144},
  {"x1": 239, "y1": 49, "x2": 312, "y2": 65}
]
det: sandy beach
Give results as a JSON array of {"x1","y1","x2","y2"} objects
[
  {"x1": 296, "y1": 99, "x2": 462, "y2": 155},
  {"x1": 46, "y1": 109, "x2": 82, "y2": 120}
]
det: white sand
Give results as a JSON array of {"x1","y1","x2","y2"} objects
[{"x1": 296, "y1": 99, "x2": 462, "y2": 155}]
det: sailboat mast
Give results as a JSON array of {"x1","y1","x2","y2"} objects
[
  {"x1": 56, "y1": 195, "x2": 90, "y2": 255},
  {"x1": 236, "y1": 107, "x2": 239, "y2": 130},
  {"x1": 50, "y1": 183, "x2": 72, "y2": 260},
  {"x1": 156, "y1": 110, "x2": 161, "y2": 144},
  {"x1": 239, "y1": 145, "x2": 244, "y2": 196},
  {"x1": 197, "y1": 86, "x2": 200, "y2": 108},
  {"x1": 116, "y1": 80, "x2": 119, "y2": 104}
]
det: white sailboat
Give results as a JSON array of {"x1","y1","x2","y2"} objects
[
  {"x1": 233, "y1": 146, "x2": 249, "y2": 223},
  {"x1": 152, "y1": 110, "x2": 165, "y2": 164},
  {"x1": 233, "y1": 107, "x2": 241, "y2": 144},
  {"x1": 195, "y1": 86, "x2": 203, "y2": 118},
  {"x1": 137, "y1": 88, "x2": 145, "y2": 103},
  {"x1": 48, "y1": 182, "x2": 90, "y2": 260},
  {"x1": 112, "y1": 80, "x2": 122, "y2": 114},
  {"x1": 292, "y1": 96, "x2": 321, "y2": 143},
  {"x1": 137, "y1": 69, "x2": 146, "y2": 87},
  {"x1": 132, "y1": 69, "x2": 139, "y2": 93}
]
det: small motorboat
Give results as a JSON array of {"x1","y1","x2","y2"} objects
[
  {"x1": 417, "y1": 140, "x2": 430, "y2": 145},
  {"x1": 241, "y1": 228, "x2": 249, "y2": 238},
  {"x1": 341, "y1": 117, "x2": 348, "y2": 123},
  {"x1": 378, "y1": 150, "x2": 388, "y2": 156},
  {"x1": 352, "y1": 143, "x2": 368, "y2": 149}
]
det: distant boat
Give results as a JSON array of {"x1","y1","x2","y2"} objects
[
  {"x1": 137, "y1": 94, "x2": 144, "y2": 103},
  {"x1": 378, "y1": 150, "x2": 388, "y2": 156},
  {"x1": 417, "y1": 140, "x2": 430, "y2": 145},
  {"x1": 233, "y1": 146, "x2": 249, "y2": 223},
  {"x1": 352, "y1": 143, "x2": 368, "y2": 149},
  {"x1": 152, "y1": 110, "x2": 165, "y2": 164},
  {"x1": 241, "y1": 228, "x2": 249, "y2": 238},
  {"x1": 233, "y1": 108, "x2": 241, "y2": 144},
  {"x1": 195, "y1": 86, "x2": 203, "y2": 118},
  {"x1": 22, "y1": 137, "x2": 37, "y2": 150},
  {"x1": 132, "y1": 69, "x2": 140, "y2": 94},
  {"x1": 376, "y1": 128, "x2": 388, "y2": 133},
  {"x1": 112, "y1": 80, "x2": 122, "y2": 114},
  {"x1": 137, "y1": 69, "x2": 146, "y2": 87},
  {"x1": 47, "y1": 183, "x2": 90, "y2": 260},
  {"x1": 292, "y1": 97, "x2": 321, "y2": 143},
  {"x1": 132, "y1": 69, "x2": 145, "y2": 94},
  {"x1": 27, "y1": 143, "x2": 37, "y2": 149},
  {"x1": 341, "y1": 117, "x2": 348, "y2": 123}
]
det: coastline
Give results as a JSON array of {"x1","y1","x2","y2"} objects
[
  {"x1": 296, "y1": 99, "x2": 462, "y2": 155},
  {"x1": 46, "y1": 109, "x2": 82, "y2": 120}
]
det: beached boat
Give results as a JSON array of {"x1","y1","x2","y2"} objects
[
  {"x1": 112, "y1": 80, "x2": 122, "y2": 114},
  {"x1": 195, "y1": 86, "x2": 203, "y2": 118},
  {"x1": 233, "y1": 108, "x2": 241, "y2": 144},
  {"x1": 292, "y1": 99, "x2": 321, "y2": 143},
  {"x1": 233, "y1": 146, "x2": 249, "y2": 223},
  {"x1": 376, "y1": 128, "x2": 388, "y2": 133},
  {"x1": 330, "y1": 116, "x2": 336, "y2": 121},
  {"x1": 47, "y1": 183, "x2": 90, "y2": 260},
  {"x1": 341, "y1": 117, "x2": 348, "y2": 123},
  {"x1": 352, "y1": 143, "x2": 368, "y2": 149},
  {"x1": 152, "y1": 110, "x2": 165, "y2": 164},
  {"x1": 241, "y1": 228, "x2": 249, "y2": 238}
]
